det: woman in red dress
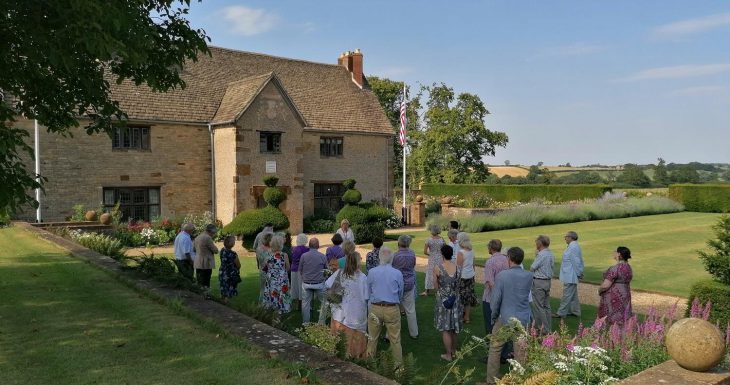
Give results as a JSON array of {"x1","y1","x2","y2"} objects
[{"x1": 598, "y1": 246, "x2": 633, "y2": 324}]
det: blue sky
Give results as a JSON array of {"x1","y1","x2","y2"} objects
[{"x1": 186, "y1": 1, "x2": 730, "y2": 166}]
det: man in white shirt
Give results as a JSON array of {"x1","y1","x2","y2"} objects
[
  {"x1": 336, "y1": 219, "x2": 355, "y2": 243},
  {"x1": 554, "y1": 231, "x2": 584, "y2": 319},
  {"x1": 173, "y1": 223, "x2": 196, "y2": 281}
]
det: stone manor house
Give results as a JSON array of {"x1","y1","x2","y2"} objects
[{"x1": 16, "y1": 47, "x2": 395, "y2": 232}]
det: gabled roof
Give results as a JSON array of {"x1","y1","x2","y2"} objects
[{"x1": 108, "y1": 46, "x2": 394, "y2": 135}]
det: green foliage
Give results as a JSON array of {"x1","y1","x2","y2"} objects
[
  {"x1": 336, "y1": 203, "x2": 390, "y2": 243},
  {"x1": 342, "y1": 178, "x2": 357, "y2": 190},
  {"x1": 342, "y1": 189, "x2": 363, "y2": 205},
  {"x1": 427, "y1": 196, "x2": 684, "y2": 233},
  {"x1": 459, "y1": 191, "x2": 495, "y2": 208},
  {"x1": 70, "y1": 204, "x2": 86, "y2": 222},
  {"x1": 616, "y1": 164, "x2": 651, "y2": 187},
  {"x1": 669, "y1": 184, "x2": 730, "y2": 213},
  {"x1": 263, "y1": 175, "x2": 279, "y2": 187},
  {"x1": 263, "y1": 187, "x2": 287, "y2": 207},
  {"x1": 687, "y1": 279, "x2": 730, "y2": 327},
  {"x1": 553, "y1": 171, "x2": 605, "y2": 185},
  {"x1": 698, "y1": 215, "x2": 730, "y2": 285},
  {"x1": 1, "y1": 0, "x2": 209, "y2": 215},
  {"x1": 364, "y1": 351, "x2": 417, "y2": 385},
  {"x1": 297, "y1": 323, "x2": 342, "y2": 355},
  {"x1": 68, "y1": 229, "x2": 125, "y2": 260},
  {"x1": 653, "y1": 158, "x2": 669, "y2": 186},
  {"x1": 422, "y1": 184, "x2": 611, "y2": 202},
  {"x1": 670, "y1": 165, "x2": 701, "y2": 183},
  {"x1": 408, "y1": 83, "x2": 508, "y2": 184},
  {"x1": 304, "y1": 218, "x2": 336, "y2": 233},
  {"x1": 223, "y1": 206, "x2": 289, "y2": 248},
  {"x1": 0, "y1": 208, "x2": 10, "y2": 227},
  {"x1": 424, "y1": 198, "x2": 442, "y2": 217}
]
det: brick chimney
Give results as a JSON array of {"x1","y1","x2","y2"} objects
[{"x1": 338, "y1": 49, "x2": 364, "y2": 88}]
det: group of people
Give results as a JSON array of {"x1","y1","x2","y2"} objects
[{"x1": 173, "y1": 219, "x2": 635, "y2": 385}]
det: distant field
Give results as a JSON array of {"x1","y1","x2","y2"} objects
[
  {"x1": 544, "y1": 166, "x2": 621, "y2": 173},
  {"x1": 487, "y1": 165, "x2": 529, "y2": 177}
]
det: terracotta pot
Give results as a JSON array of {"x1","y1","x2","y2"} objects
[
  {"x1": 99, "y1": 212, "x2": 112, "y2": 225},
  {"x1": 441, "y1": 196, "x2": 452, "y2": 205},
  {"x1": 415, "y1": 195, "x2": 423, "y2": 203},
  {"x1": 84, "y1": 210, "x2": 97, "y2": 222}
]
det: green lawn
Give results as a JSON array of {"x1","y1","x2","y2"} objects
[
  {"x1": 408, "y1": 212, "x2": 720, "y2": 297},
  {"x1": 215, "y1": 258, "x2": 597, "y2": 385},
  {"x1": 0, "y1": 226, "x2": 300, "y2": 385}
]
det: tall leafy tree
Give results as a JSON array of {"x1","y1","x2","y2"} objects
[
  {"x1": 409, "y1": 83, "x2": 508, "y2": 184},
  {"x1": 366, "y1": 76, "x2": 421, "y2": 187},
  {"x1": 616, "y1": 164, "x2": 651, "y2": 187},
  {"x1": 670, "y1": 165, "x2": 701, "y2": 183},
  {"x1": 653, "y1": 158, "x2": 669, "y2": 186},
  {"x1": 0, "y1": 0, "x2": 209, "y2": 215}
]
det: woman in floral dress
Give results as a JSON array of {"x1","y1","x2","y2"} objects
[
  {"x1": 422, "y1": 224, "x2": 444, "y2": 296},
  {"x1": 598, "y1": 246, "x2": 633, "y2": 324},
  {"x1": 262, "y1": 234, "x2": 292, "y2": 313},
  {"x1": 433, "y1": 244, "x2": 463, "y2": 362},
  {"x1": 218, "y1": 235, "x2": 241, "y2": 304}
]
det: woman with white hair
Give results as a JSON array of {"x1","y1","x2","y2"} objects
[
  {"x1": 289, "y1": 233, "x2": 310, "y2": 311},
  {"x1": 262, "y1": 234, "x2": 292, "y2": 314},
  {"x1": 455, "y1": 232, "x2": 477, "y2": 323},
  {"x1": 336, "y1": 219, "x2": 355, "y2": 243},
  {"x1": 422, "y1": 224, "x2": 444, "y2": 296}
]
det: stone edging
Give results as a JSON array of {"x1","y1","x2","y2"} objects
[{"x1": 19, "y1": 223, "x2": 397, "y2": 385}]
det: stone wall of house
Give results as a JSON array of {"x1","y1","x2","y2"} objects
[
  {"x1": 14, "y1": 118, "x2": 213, "y2": 222},
  {"x1": 300, "y1": 131, "x2": 393, "y2": 218},
  {"x1": 233, "y1": 81, "x2": 306, "y2": 233},
  {"x1": 213, "y1": 126, "x2": 237, "y2": 224}
]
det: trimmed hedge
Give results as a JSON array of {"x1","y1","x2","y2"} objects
[
  {"x1": 223, "y1": 206, "x2": 289, "y2": 249},
  {"x1": 668, "y1": 184, "x2": 730, "y2": 213},
  {"x1": 422, "y1": 184, "x2": 611, "y2": 203},
  {"x1": 687, "y1": 279, "x2": 730, "y2": 327},
  {"x1": 336, "y1": 203, "x2": 391, "y2": 244}
]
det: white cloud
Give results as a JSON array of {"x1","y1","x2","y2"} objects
[
  {"x1": 619, "y1": 64, "x2": 730, "y2": 81},
  {"x1": 220, "y1": 6, "x2": 279, "y2": 36},
  {"x1": 669, "y1": 85, "x2": 728, "y2": 96},
  {"x1": 651, "y1": 13, "x2": 730, "y2": 40}
]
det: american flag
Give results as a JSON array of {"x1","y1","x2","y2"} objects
[{"x1": 399, "y1": 87, "x2": 407, "y2": 146}]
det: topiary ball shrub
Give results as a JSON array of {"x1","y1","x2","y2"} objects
[
  {"x1": 223, "y1": 206, "x2": 289, "y2": 249},
  {"x1": 336, "y1": 202, "x2": 391, "y2": 244},
  {"x1": 263, "y1": 175, "x2": 279, "y2": 187},
  {"x1": 341, "y1": 178, "x2": 362, "y2": 206},
  {"x1": 263, "y1": 187, "x2": 287, "y2": 208}
]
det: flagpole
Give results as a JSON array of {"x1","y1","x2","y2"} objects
[
  {"x1": 401, "y1": 83, "x2": 407, "y2": 226},
  {"x1": 34, "y1": 119, "x2": 41, "y2": 223}
]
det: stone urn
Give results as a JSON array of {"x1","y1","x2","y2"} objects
[
  {"x1": 665, "y1": 317, "x2": 725, "y2": 372},
  {"x1": 99, "y1": 212, "x2": 112, "y2": 225},
  {"x1": 84, "y1": 210, "x2": 97, "y2": 222},
  {"x1": 415, "y1": 195, "x2": 423, "y2": 203},
  {"x1": 441, "y1": 196, "x2": 452, "y2": 205}
]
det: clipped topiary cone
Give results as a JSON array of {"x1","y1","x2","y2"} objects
[
  {"x1": 99, "y1": 212, "x2": 112, "y2": 225},
  {"x1": 85, "y1": 210, "x2": 97, "y2": 221}
]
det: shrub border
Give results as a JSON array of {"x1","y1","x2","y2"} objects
[
  {"x1": 421, "y1": 184, "x2": 612, "y2": 202},
  {"x1": 668, "y1": 184, "x2": 730, "y2": 213}
]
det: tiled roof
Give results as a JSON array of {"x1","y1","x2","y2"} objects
[{"x1": 109, "y1": 47, "x2": 394, "y2": 135}]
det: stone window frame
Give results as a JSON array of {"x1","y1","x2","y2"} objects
[
  {"x1": 103, "y1": 186, "x2": 161, "y2": 221},
  {"x1": 319, "y1": 136, "x2": 344, "y2": 158},
  {"x1": 259, "y1": 131, "x2": 282, "y2": 154},
  {"x1": 313, "y1": 182, "x2": 345, "y2": 215},
  {"x1": 112, "y1": 125, "x2": 151, "y2": 151}
]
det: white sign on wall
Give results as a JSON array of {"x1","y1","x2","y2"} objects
[{"x1": 265, "y1": 161, "x2": 276, "y2": 173}]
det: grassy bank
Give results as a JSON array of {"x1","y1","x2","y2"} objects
[{"x1": 0, "y1": 226, "x2": 300, "y2": 385}]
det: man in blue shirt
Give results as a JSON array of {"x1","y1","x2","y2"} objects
[
  {"x1": 366, "y1": 246, "x2": 405, "y2": 365},
  {"x1": 554, "y1": 231, "x2": 584, "y2": 318},
  {"x1": 482, "y1": 246, "x2": 532, "y2": 385},
  {"x1": 392, "y1": 234, "x2": 418, "y2": 339}
]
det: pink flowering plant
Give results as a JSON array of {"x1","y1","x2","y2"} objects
[{"x1": 503, "y1": 301, "x2": 730, "y2": 383}]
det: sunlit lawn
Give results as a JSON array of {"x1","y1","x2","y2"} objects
[
  {"x1": 401, "y1": 212, "x2": 720, "y2": 297},
  {"x1": 0, "y1": 226, "x2": 300, "y2": 385}
]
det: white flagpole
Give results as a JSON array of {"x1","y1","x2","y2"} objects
[
  {"x1": 34, "y1": 119, "x2": 41, "y2": 222},
  {"x1": 402, "y1": 83, "x2": 407, "y2": 225}
]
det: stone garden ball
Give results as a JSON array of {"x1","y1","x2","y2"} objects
[{"x1": 665, "y1": 318, "x2": 725, "y2": 372}]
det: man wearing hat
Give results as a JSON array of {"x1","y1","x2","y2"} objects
[
  {"x1": 554, "y1": 231, "x2": 584, "y2": 318},
  {"x1": 194, "y1": 223, "x2": 219, "y2": 296}
]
